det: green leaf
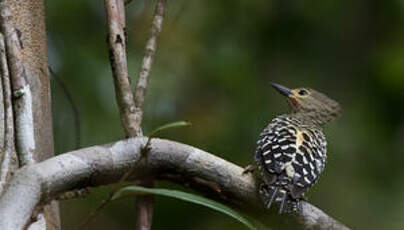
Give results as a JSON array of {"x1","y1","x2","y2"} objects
[
  {"x1": 112, "y1": 185, "x2": 257, "y2": 230},
  {"x1": 147, "y1": 121, "x2": 191, "y2": 137}
]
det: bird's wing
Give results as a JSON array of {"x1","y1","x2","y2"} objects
[
  {"x1": 254, "y1": 116, "x2": 298, "y2": 186},
  {"x1": 255, "y1": 117, "x2": 327, "y2": 199}
]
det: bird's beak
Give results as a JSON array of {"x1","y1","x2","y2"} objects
[{"x1": 271, "y1": 83, "x2": 292, "y2": 96}]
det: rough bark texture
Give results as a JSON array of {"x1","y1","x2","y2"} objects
[
  {"x1": 134, "y1": 0, "x2": 167, "y2": 124},
  {"x1": 0, "y1": 2, "x2": 35, "y2": 166},
  {"x1": 105, "y1": 0, "x2": 141, "y2": 137},
  {"x1": 5, "y1": 0, "x2": 59, "y2": 229},
  {"x1": 0, "y1": 33, "x2": 18, "y2": 195},
  {"x1": 0, "y1": 137, "x2": 349, "y2": 230},
  {"x1": 133, "y1": 0, "x2": 167, "y2": 228},
  {"x1": 134, "y1": 177, "x2": 154, "y2": 230}
]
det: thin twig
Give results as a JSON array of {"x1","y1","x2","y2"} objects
[
  {"x1": 55, "y1": 188, "x2": 90, "y2": 201},
  {"x1": 0, "y1": 33, "x2": 18, "y2": 195},
  {"x1": 134, "y1": 0, "x2": 167, "y2": 126},
  {"x1": 0, "y1": 35, "x2": 4, "y2": 161},
  {"x1": 133, "y1": 1, "x2": 167, "y2": 229},
  {"x1": 105, "y1": 0, "x2": 140, "y2": 137},
  {"x1": 49, "y1": 67, "x2": 81, "y2": 149}
]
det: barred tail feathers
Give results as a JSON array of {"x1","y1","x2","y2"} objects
[{"x1": 259, "y1": 183, "x2": 300, "y2": 213}]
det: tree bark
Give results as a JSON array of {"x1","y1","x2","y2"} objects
[
  {"x1": 0, "y1": 137, "x2": 349, "y2": 230},
  {"x1": 5, "y1": 0, "x2": 60, "y2": 229},
  {"x1": 133, "y1": 0, "x2": 167, "y2": 228}
]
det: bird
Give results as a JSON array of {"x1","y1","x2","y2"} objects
[{"x1": 252, "y1": 83, "x2": 341, "y2": 214}]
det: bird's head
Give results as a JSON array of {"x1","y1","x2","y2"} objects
[{"x1": 271, "y1": 83, "x2": 341, "y2": 126}]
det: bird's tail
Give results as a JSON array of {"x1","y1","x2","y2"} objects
[{"x1": 259, "y1": 183, "x2": 300, "y2": 214}]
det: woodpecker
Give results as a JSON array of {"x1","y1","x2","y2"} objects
[{"x1": 254, "y1": 83, "x2": 341, "y2": 213}]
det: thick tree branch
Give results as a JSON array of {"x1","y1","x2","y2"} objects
[
  {"x1": 105, "y1": 0, "x2": 141, "y2": 137},
  {"x1": 0, "y1": 137, "x2": 349, "y2": 230},
  {"x1": 133, "y1": 0, "x2": 167, "y2": 229}
]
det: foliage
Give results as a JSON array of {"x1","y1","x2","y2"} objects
[{"x1": 113, "y1": 185, "x2": 257, "y2": 230}]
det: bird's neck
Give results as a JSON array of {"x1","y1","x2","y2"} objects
[{"x1": 291, "y1": 111, "x2": 328, "y2": 127}]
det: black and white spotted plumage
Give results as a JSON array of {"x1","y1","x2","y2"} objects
[
  {"x1": 255, "y1": 115, "x2": 327, "y2": 213},
  {"x1": 252, "y1": 83, "x2": 341, "y2": 213}
]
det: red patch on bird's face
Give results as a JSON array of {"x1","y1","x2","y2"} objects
[{"x1": 288, "y1": 97, "x2": 300, "y2": 109}]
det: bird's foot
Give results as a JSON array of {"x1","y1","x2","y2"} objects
[{"x1": 242, "y1": 164, "x2": 257, "y2": 175}]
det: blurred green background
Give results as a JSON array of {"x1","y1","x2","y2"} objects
[{"x1": 47, "y1": 0, "x2": 404, "y2": 229}]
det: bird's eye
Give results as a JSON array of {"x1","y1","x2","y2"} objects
[{"x1": 298, "y1": 89, "x2": 308, "y2": 96}]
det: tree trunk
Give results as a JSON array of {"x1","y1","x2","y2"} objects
[{"x1": 7, "y1": 0, "x2": 60, "y2": 229}]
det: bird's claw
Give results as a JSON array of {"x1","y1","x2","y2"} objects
[{"x1": 242, "y1": 164, "x2": 257, "y2": 175}]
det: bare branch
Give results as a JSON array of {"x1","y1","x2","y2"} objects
[
  {"x1": 0, "y1": 35, "x2": 4, "y2": 153},
  {"x1": 0, "y1": 3, "x2": 25, "y2": 91},
  {"x1": 105, "y1": 0, "x2": 140, "y2": 137},
  {"x1": 134, "y1": 177, "x2": 154, "y2": 230},
  {"x1": 104, "y1": 0, "x2": 168, "y2": 227},
  {"x1": 0, "y1": 137, "x2": 349, "y2": 230},
  {"x1": 133, "y1": 1, "x2": 167, "y2": 228},
  {"x1": 0, "y1": 33, "x2": 18, "y2": 195},
  {"x1": 134, "y1": 0, "x2": 167, "y2": 124}
]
